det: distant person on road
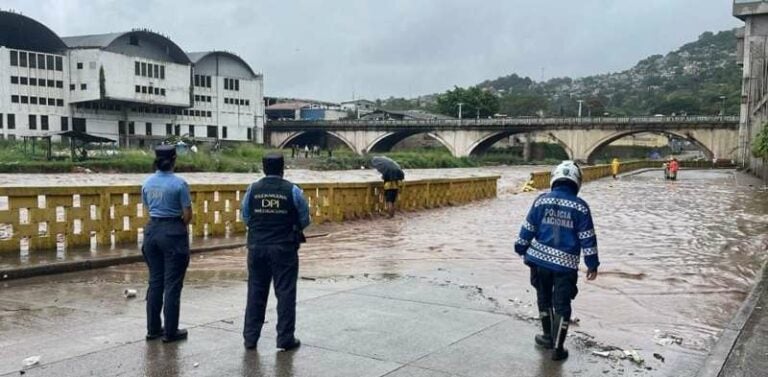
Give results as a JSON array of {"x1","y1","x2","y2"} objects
[
  {"x1": 668, "y1": 158, "x2": 679, "y2": 181},
  {"x1": 383, "y1": 170, "x2": 404, "y2": 218},
  {"x1": 141, "y1": 145, "x2": 193, "y2": 343},
  {"x1": 514, "y1": 161, "x2": 599, "y2": 361},
  {"x1": 241, "y1": 153, "x2": 310, "y2": 351},
  {"x1": 611, "y1": 158, "x2": 620, "y2": 179},
  {"x1": 304, "y1": 145, "x2": 309, "y2": 158}
]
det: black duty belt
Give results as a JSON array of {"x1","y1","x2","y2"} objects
[{"x1": 150, "y1": 217, "x2": 183, "y2": 222}]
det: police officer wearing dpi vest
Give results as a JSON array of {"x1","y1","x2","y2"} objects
[
  {"x1": 241, "y1": 153, "x2": 310, "y2": 351},
  {"x1": 141, "y1": 145, "x2": 193, "y2": 343},
  {"x1": 515, "y1": 161, "x2": 599, "y2": 361}
]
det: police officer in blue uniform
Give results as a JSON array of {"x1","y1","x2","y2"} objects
[
  {"x1": 515, "y1": 161, "x2": 599, "y2": 361},
  {"x1": 241, "y1": 153, "x2": 310, "y2": 351},
  {"x1": 141, "y1": 145, "x2": 193, "y2": 343}
]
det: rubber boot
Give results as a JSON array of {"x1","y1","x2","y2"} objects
[
  {"x1": 551, "y1": 314, "x2": 569, "y2": 361},
  {"x1": 534, "y1": 309, "x2": 553, "y2": 349}
]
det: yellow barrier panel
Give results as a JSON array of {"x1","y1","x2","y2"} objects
[
  {"x1": 528, "y1": 160, "x2": 663, "y2": 190},
  {"x1": 0, "y1": 176, "x2": 499, "y2": 254}
]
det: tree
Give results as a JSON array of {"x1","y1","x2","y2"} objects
[
  {"x1": 498, "y1": 94, "x2": 549, "y2": 116},
  {"x1": 751, "y1": 124, "x2": 768, "y2": 182},
  {"x1": 436, "y1": 86, "x2": 500, "y2": 118}
]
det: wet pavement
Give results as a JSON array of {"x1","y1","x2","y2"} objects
[{"x1": 1, "y1": 168, "x2": 767, "y2": 376}]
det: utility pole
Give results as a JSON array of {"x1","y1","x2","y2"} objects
[
  {"x1": 719, "y1": 95, "x2": 727, "y2": 116},
  {"x1": 577, "y1": 100, "x2": 584, "y2": 118},
  {"x1": 458, "y1": 102, "x2": 464, "y2": 121}
]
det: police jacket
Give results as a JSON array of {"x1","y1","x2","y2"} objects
[
  {"x1": 514, "y1": 184, "x2": 600, "y2": 273},
  {"x1": 241, "y1": 176, "x2": 310, "y2": 246}
]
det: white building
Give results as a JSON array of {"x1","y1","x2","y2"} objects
[{"x1": 0, "y1": 10, "x2": 264, "y2": 145}]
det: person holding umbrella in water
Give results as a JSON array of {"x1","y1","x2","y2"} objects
[{"x1": 371, "y1": 156, "x2": 405, "y2": 218}]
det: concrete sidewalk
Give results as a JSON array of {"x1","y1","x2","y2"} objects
[{"x1": 1, "y1": 270, "x2": 636, "y2": 377}]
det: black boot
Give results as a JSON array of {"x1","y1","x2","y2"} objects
[
  {"x1": 534, "y1": 309, "x2": 553, "y2": 349},
  {"x1": 163, "y1": 328, "x2": 188, "y2": 343},
  {"x1": 551, "y1": 314, "x2": 569, "y2": 361}
]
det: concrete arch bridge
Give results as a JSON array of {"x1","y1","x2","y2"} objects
[{"x1": 265, "y1": 116, "x2": 739, "y2": 163}]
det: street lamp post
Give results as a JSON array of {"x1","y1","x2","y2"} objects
[
  {"x1": 457, "y1": 102, "x2": 464, "y2": 121},
  {"x1": 577, "y1": 100, "x2": 584, "y2": 118}
]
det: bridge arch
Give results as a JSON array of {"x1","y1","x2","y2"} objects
[
  {"x1": 277, "y1": 130, "x2": 357, "y2": 152},
  {"x1": 366, "y1": 131, "x2": 455, "y2": 155},
  {"x1": 584, "y1": 130, "x2": 713, "y2": 163},
  {"x1": 466, "y1": 131, "x2": 574, "y2": 159}
]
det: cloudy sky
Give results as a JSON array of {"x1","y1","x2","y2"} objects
[{"x1": 6, "y1": 0, "x2": 741, "y2": 102}]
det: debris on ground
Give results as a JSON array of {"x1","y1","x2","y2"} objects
[
  {"x1": 653, "y1": 353, "x2": 665, "y2": 363},
  {"x1": 123, "y1": 289, "x2": 137, "y2": 298},
  {"x1": 299, "y1": 276, "x2": 317, "y2": 281},
  {"x1": 624, "y1": 350, "x2": 644, "y2": 364},
  {"x1": 22, "y1": 356, "x2": 40, "y2": 367},
  {"x1": 591, "y1": 348, "x2": 644, "y2": 364},
  {"x1": 193, "y1": 362, "x2": 199, "y2": 368},
  {"x1": 653, "y1": 330, "x2": 684, "y2": 346},
  {"x1": 221, "y1": 319, "x2": 234, "y2": 324}
]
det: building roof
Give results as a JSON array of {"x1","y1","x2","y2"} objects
[
  {"x1": 341, "y1": 99, "x2": 375, "y2": 105},
  {"x1": 62, "y1": 30, "x2": 191, "y2": 64},
  {"x1": 186, "y1": 51, "x2": 259, "y2": 78},
  {"x1": 0, "y1": 11, "x2": 67, "y2": 53},
  {"x1": 266, "y1": 102, "x2": 312, "y2": 110}
]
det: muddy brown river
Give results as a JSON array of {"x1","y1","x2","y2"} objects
[{"x1": 2, "y1": 166, "x2": 767, "y2": 375}]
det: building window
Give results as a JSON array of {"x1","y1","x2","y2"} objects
[
  {"x1": 118, "y1": 121, "x2": 126, "y2": 135},
  {"x1": 166, "y1": 123, "x2": 172, "y2": 135},
  {"x1": 160, "y1": 66, "x2": 165, "y2": 79},
  {"x1": 20, "y1": 77, "x2": 28, "y2": 85},
  {"x1": 11, "y1": 95, "x2": 19, "y2": 103},
  {"x1": 8, "y1": 114, "x2": 16, "y2": 129},
  {"x1": 224, "y1": 78, "x2": 229, "y2": 90},
  {"x1": 73, "y1": 118, "x2": 86, "y2": 133},
  {"x1": 29, "y1": 115, "x2": 37, "y2": 130},
  {"x1": 47, "y1": 79, "x2": 54, "y2": 87},
  {"x1": 194, "y1": 75, "x2": 200, "y2": 87},
  {"x1": 30, "y1": 97, "x2": 38, "y2": 105},
  {"x1": 154, "y1": 87, "x2": 159, "y2": 95},
  {"x1": 135, "y1": 85, "x2": 141, "y2": 93},
  {"x1": 41, "y1": 115, "x2": 49, "y2": 131},
  {"x1": 29, "y1": 53, "x2": 37, "y2": 68},
  {"x1": 19, "y1": 52, "x2": 27, "y2": 67},
  {"x1": 10, "y1": 51, "x2": 18, "y2": 66},
  {"x1": 57, "y1": 99, "x2": 64, "y2": 107},
  {"x1": 55, "y1": 56, "x2": 63, "y2": 71},
  {"x1": 70, "y1": 84, "x2": 75, "y2": 91},
  {"x1": 141, "y1": 86, "x2": 147, "y2": 94},
  {"x1": 160, "y1": 88, "x2": 166, "y2": 96},
  {"x1": 222, "y1": 126, "x2": 228, "y2": 139},
  {"x1": 153, "y1": 65, "x2": 159, "y2": 79},
  {"x1": 174, "y1": 124, "x2": 180, "y2": 136},
  {"x1": 145, "y1": 122, "x2": 152, "y2": 136},
  {"x1": 41, "y1": 98, "x2": 48, "y2": 106},
  {"x1": 194, "y1": 110, "x2": 200, "y2": 117},
  {"x1": 141, "y1": 62, "x2": 147, "y2": 76},
  {"x1": 245, "y1": 100, "x2": 250, "y2": 106},
  {"x1": 56, "y1": 80, "x2": 63, "y2": 88},
  {"x1": 76, "y1": 62, "x2": 83, "y2": 69},
  {"x1": 49, "y1": 98, "x2": 56, "y2": 106},
  {"x1": 247, "y1": 128, "x2": 252, "y2": 140},
  {"x1": 61, "y1": 117, "x2": 69, "y2": 131},
  {"x1": 39, "y1": 54, "x2": 46, "y2": 69},
  {"x1": 224, "y1": 98, "x2": 229, "y2": 104},
  {"x1": 128, "y1": 122, "x2": 135, "y2": 135},
  {"x1": 149, "y1": 86, "x2": 154, "y2": 95},
  {"x1": 81, "y1": 83, "x2": 87, "y2": 90},
  {"x1": 194, "y1": 95, "x2": 200, "y2": 102},
  {"x1": 30, "y1": 78, "x2": 37, "y2": 86},
  {"x1": 21, "y1": 96, "x2": 28, "y2": 104},
  {"x1": 188, "y1": 125, "x2": 195, "y2": 137},
  {"x1": 46, "y1": 56, "x2": 54, "y2": 70},
  {"x1": 207, "y1": 111, "x2": 212, "y2": 117},
  {"x1": 10, "y1": 76, "x2": 18, "y2": 84},
  {"x1": 207, "y1": 125, "x2": 217, "y2": 138},
  {"x1": 235, "y1": 79, "x2": 240, "y2": 91},
  {"x1": 135, "y1": 61, "x2": 140, "y2": 75},
  {"x1": 206, "y1": 76, "x2": 211, "y2": 88}
]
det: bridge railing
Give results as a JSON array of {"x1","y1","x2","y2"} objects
[
  {"x1": 267, "y1": 116, "x2": 740, "y2": 128},
  {"x1": 0, "y1": 176, "x2": 498, "y2": 254}
]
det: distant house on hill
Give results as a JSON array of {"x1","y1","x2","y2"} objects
[
  {"x1": 360, "y1": 109, "x2": 454, "y2": 121},
  {"x1": 340, "y1": 99, "x2": 376, "y2": 116}
]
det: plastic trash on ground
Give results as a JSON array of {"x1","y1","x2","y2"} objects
[{"x1": 22, "y1": 356, "x2": 40, "y2": 367}]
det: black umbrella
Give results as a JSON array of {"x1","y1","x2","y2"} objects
[{"x1": 371, "y1": 156, "x2": 404, "y2": 181}]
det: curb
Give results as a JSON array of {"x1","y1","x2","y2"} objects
[
  {"x1": 0, "y1": 242, "x2": 246, "y2": 282},
  {"x1": 695, "y1": 260, "x2": 768, "y2": 377}
]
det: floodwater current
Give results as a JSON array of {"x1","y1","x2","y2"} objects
[{"x1": 2, "y1": 166, "x2": 767, "y2": 374}]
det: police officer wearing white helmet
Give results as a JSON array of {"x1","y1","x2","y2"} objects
[{"x1": 514, "y1": 161, "x2": 600, "y2": 361}]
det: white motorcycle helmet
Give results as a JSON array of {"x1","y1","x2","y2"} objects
[{"x1": 550, "y1": 161, "x2": 583, "y2": 191}]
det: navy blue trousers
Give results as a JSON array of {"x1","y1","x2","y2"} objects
[
  {"x1": 243, "y1": 244, "x2": 299, "y2": 347},
  {"x1": 530, "y1": 265, "x2": 578, "y2": 320},
  {"x1": 142, "y1": 219, "x2": 190, "y2": 335}
]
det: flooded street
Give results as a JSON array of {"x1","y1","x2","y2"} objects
[{"x1": 2, "y1": 166, "x2": 767, "y2": 376}]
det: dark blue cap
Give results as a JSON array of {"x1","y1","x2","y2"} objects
[{"x1": 155, "y1": 145, "x2": 176, "y2": 159}]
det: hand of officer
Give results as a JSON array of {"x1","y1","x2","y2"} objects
[{"x1": 586, "y1": 269, "x2": 598, "y2": 281}]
